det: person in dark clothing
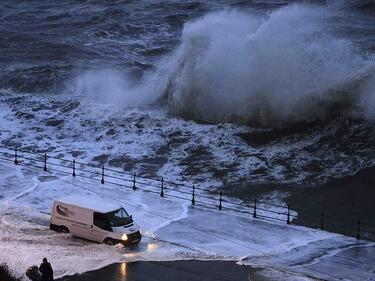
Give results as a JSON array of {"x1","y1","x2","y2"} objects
[
  {"x1": 26, "y1": 265, "x2": 42, "y2": 281},
  {"x1": 39, "y1": 258, "x2": 54, "y2": 281}
]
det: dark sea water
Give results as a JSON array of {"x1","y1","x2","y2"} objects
[
  {"x1": 0, "y1": 0, "x2": 375, "y2": 196},
  {"x1": 0, "y1": 0, "x2": 374, "y2": 93}
]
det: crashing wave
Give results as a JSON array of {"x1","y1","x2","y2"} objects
[
  {"x1": 69, "y1": 3, "x2": 375, "y2": 128},
  {"x1": 162, "y1": 5, "x2": 375, "y2": 128}
]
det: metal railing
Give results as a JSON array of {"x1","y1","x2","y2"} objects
[{"x1": 0, "y1": 144, "x2": 374, "y2": 241}]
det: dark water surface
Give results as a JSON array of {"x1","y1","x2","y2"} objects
[{"x1": 57, "y1": 260, "x2": 264, "y2": 281}]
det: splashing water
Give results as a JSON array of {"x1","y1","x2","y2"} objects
[{"x1": 161, "y1": 5, "x2": 375, "y2": 128}]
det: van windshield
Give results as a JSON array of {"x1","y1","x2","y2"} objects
[{"x1": 104, "y1": 208, "x2": 132, "y2": 227}]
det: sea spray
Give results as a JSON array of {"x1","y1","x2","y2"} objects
[
  {"x1": 69, "y1": 4, "x2": 375, "y2": 128},
  {"x1": 70, "y1": 67, "x2": 168, "y2": 107},
  {"x1": 164, "y1": 5, "x2": 374, "y2": 128}
]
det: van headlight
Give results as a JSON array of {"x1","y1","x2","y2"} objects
[{"x1": 121, "y1": 234, "x2": 128, "y2": 241}]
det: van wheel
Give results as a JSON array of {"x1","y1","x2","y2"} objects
[
  {"x1": 104, "y1": 238, "x2": 115, "y2": 245},
  {"x1": 60, "y1": 226, "x2": 70, "y2": 233}
]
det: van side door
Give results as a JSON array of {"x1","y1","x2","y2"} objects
[{"x1": 69, "y1": 206, "x2": 92, "y2": 240}]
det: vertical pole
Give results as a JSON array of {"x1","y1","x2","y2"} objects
[
  {"x1": 14, "y1": 147, "x2": 18, "y2": 165},
  {"x1": 133, "y1": 173, "x2": 136, "y2": 191},
  {"x1": 287, "y1": 205, "x2": 290, "y2": 224},
  {"x1": 44, "y1": 153, "x2": 47, "y2": 171},
  {"x1": 320, "y1": 213, "x2": 325, "y2": 231},
  {"x1": 101, "y1": 166, "x2": 104, "y2": 184},
  {"x1": 219, "y1": 191, "x2": 222, "y2": 210},
  {"x1": 253, "y1": 199, "x2": 257, "y2": 218},
  {"x1": 72, "y1": 159, "x2": 76, "y2": 177},
  {"x1": 192, "y1": 185, "x2": 195, "y2": 205},
  {"x1": 356, "y1": 220, "x2": 360, "y2": 240},
  {"x1": 160, "y1": 177, "x2": 164, "y2": 197}
]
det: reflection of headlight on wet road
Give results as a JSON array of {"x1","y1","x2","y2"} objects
[
  {"x1": 147, "y1": 243, "x2": 158, "y2": 252},
  {"x1": 120, "y1": 263, "x2": 127, "y2": 279},
  {"x1": 121, "y1": 234, "x2": 128, "y2": 241}
]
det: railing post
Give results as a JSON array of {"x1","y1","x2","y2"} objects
[
  {"x1": 320, "y1": 213, "x2": 325, "y2": 231},
  {"x1": 356, "y1": 220, "x2": 360, "y2": 240},
  {"x1": 72, "y1": 159, "x2": 76, "y2": 177},
  {"x1": 14, "y1": 147, "x2": 18, "y2": 165},
  {"x1": 101, "y1": 166, "x2": 105, "y2": 184},
  {"x1": 192, "y1": 185, "x2": 195, "y2": 205},
  {"x1": 287, "y1": 205, "x2": 290, "y2": 224},
  {"x1": 253, "y1": 199, "x2": 257, "y2": 218},
  {"x1": 160, "y1": 177, "x2": 164, "y2": 197},
  {"x1": 133, "y1": 173, "x2": 136, "y2": 191},
  {"x1": 44, "y1": 153, "x2": 47, "y2": 171},
  {"x1": 219, "y1": 191, "x2": 222, "y2": 210}
]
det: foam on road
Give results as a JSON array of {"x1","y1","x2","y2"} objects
[{"x1": 0, "y1": 160, "x2": 373, "y2": 280}]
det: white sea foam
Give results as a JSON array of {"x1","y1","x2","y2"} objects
[{"x1": 0, "y1": 160, "x2": 373, "y2": 280}]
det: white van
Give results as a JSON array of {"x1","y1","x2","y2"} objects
[{"x1": 50, "y1": 195, "x2": 141, "y2": 246}]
